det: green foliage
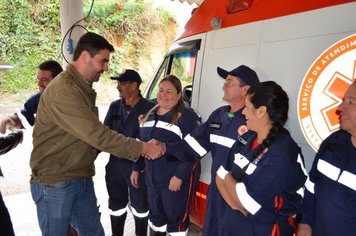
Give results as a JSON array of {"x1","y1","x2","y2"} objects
[
  {"x1": 84, "y1": 0, "x2": 176, "y2": 72},
  {"x1": 0, "y1": 0, "x2": 176, "y2": 101},
  {"x1": 0, "y1": 0, "x2": 61, "y2": 94}
]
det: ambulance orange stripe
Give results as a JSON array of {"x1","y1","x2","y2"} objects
[{"x1": 178, "y1": 0, "x2": 354, "y2": 40}]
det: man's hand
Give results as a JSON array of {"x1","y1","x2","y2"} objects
[
  {"x1": 148, "y1": 139, "x2": 166, "y2": 153},
  {"x1": 0, "y1": 115, "x2": 21, "y2": 134},
  {"x1": 168, "y1": 176, "x2": 182, "y2": 192},
  {"x1": 130, "y1": 171, "x2": 139, "y2": 189},
  {"x1": 141, "y1": 141, "x2": 165, "y2": 160}
]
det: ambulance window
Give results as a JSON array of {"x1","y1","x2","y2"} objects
[
  {"x1": 170, "y1": 51, "x2": 196, "y2": 89},
  {"x1": 146, "y1": 58, "x2": 168, "y2": 100},
  {"x1": 146, "y1": 51, "x2": 197, "y2": 106},
  {"x1": 170, "y1": 51, "x2": 196, "y2": 106}
]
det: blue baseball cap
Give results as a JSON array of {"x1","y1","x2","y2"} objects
[
  {"x1": 110, "y1": 69, "x2": 142, "y2": 85},
  {"x1": 217, "y1": 65, "x2": 260, "y2": 86}
]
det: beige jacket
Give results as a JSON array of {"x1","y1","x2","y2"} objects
[{"x1": 30, "y1": 64, "x2": 142, "y2": 184}]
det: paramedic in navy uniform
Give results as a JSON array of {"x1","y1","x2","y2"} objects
[
  {"x1": 216, "y1": 81, "x2": 307, "y2": 236},
  {"x1": 132, "y1": 75, "x2": 201, "y2": 236},
  {"x1": 104, "y1": 69, "x2": 156, "y2": 236},
  {"x1": 164, "y1": 65, "x2": 260, "y2": 235},
  {"x1": 297, "y1": 80, "x2": 356, "y2": 236}
]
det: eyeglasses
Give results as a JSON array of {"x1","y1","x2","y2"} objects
[
  {"x1": 223, "y1": 81, "x2": 241, "y2": 88},
  {"x1": 223, "y1": 80, "x2": 247, "y2": 88}
]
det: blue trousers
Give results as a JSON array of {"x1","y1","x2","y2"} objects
[{"x1": 31, "y1": 178, "x2": 104, "y2": 236}]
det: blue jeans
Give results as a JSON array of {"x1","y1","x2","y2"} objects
[{"x1": 31, "y1": 178, "x2": 104, "y2": 236}]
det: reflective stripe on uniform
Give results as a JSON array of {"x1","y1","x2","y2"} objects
[
  {"x1": 210, "y1": 134, "x2": 235, "y2": 148},
  {"x1": 296, "y1": 186, "x2": 305, "y2": 197},
  {"x1": 316, "y1": 159, "x2": 356, "y2": 191},
  {"x1": 235, "y1": 182, "x2": 261, "y2": 215},
  {"x1": 156, "y1": 121, "x2": 182, "y2": 139},
  {"x1": 184, "y1": 134, "x2": 207, "y2": 156},
  {"x1": 168, "y1": 229, "x2": 189, "y2": 236},
  {"x1": 338, "y1": 170, "x2": 356, "y2": 191},
  {"x1": 304, "y1": 177, "x2": 315, "y2": 194},
  {"x1": 109, "y1": 206, "x2": 127, "y2": 217},
  {"x1": 148, "y1": 220, "x2": 167, "y2": 233},
  {"x1": 140, "y1": 120, "x2": 183, "y2": 139},
  {"x1": 317, "y1": 159, "x2": 340, "y2": 181},
  {"x1": 131, "y1": 206, "x2": 149, "y2": 218},
  {"x1": 17, "y1": 112, "x2": 32, "y2": 129},
  {"x1": 297, "y1": 153, "x2": 308, "y2": 176},
  {"x1": 245, "y1": 163, "x2": 257, "y2": 175},
  {"x1": 234, "y1": 153, "x2": 249, "y2": 169}
]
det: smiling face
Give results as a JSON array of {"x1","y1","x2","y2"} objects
[
  {"x1": 337, "y1": 82, "x2": 356, "y2": 136},
  {"x1": 157, "y1": 80, "x2": 181, "y2": 111},
  {"x1": 242, "y1": 95, "x2": 259, "y2": 132},
  {"x1": 36, "y1": 69, "x2": 54, "y2": 94},
  {"x1": 84, "y1": 49, "x2": 111, "y2": 82}
]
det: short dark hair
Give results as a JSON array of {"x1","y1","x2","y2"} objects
[
  {"x1": 73, "y1": 32, "x2": 115, "y2": 61},
  {"x1": 38, "y1": 60, "x2": 63, "y2": 78}
]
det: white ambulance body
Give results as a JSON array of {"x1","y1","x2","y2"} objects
[{"x1": 144, "y1": 0, "x2": 356, "y2": 226}]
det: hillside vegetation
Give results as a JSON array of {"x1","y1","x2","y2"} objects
[{"x1": 0, "y1": 0, "x2": 177, "y2": 104}]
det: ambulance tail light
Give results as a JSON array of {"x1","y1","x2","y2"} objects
[{"x1": 227, "y1": 0, "x2": 253, "y2": 13}]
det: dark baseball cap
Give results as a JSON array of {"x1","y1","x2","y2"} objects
[
  {"x1": 217, "y1": 65, "x2": 260, "y2": 87},
  {"x1": 110, "y1": 69, "x2": 142, "y2": 84}
]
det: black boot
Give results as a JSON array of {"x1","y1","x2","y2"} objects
[
  {"x1": 110, "y1": 213, "x2": 127, "y2": 236},
  {"x1": 134, "y1": 216, "x2": 148, "y2": 236}
]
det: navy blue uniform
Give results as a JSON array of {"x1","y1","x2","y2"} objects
[
  {"x1": 104, "y1": 97, "x2": 155, "y2": 233},
  {"x1": 298, "y1": 130, "x2": 356, "y2": 236},
  {"x1": 166, "y1": 105, "x2": 249, "y2": 235},
  {"x1": 17, "y1": 92, "x2": 41, "y2": 128},
  {"x1": 221, "y1": 129, "x2": 307, "y2": 236},
  {"x1": 136, "y1": 107, "x2": 200, "y2": 235}
]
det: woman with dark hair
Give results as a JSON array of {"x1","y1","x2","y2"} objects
[
  {"x1": 131, "y1": 75, "x2": 201, "y2": 236},
  {"x1": 216, "y1": 81, "x2": 307, "y2": 235}
]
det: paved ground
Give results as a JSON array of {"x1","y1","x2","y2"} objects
[
  {"x1": 0, "y1": 104, "x2": 202, "y2": 236},
  {"x1": 0, "y1": 104, "x2": 133, "y2": 235},
  {"x1": 1, "y1": 130, "x2": 128, "y2": 235},
  {"x1": 3, "y1": 176, "x2": 125, "y2": 236}
]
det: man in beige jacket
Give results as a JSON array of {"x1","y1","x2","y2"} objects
[{"x1": 30, "y1": 32, "x2": 162, "y2": 236}]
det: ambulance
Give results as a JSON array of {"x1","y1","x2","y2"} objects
[{"x1": 143, "y1": 0, "x2": 356, "y2": 227}]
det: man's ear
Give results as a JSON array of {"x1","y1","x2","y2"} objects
[
  {"x1": 242, "y1": 85, "x2": 250, "y2": 94},
  {"x1": 80, "y1": 51, "x2": 90, "y2": 63}
]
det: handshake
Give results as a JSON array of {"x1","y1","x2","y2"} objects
[{"x1": 141, "y1": 139, "x2": 166, "y2": 160}]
